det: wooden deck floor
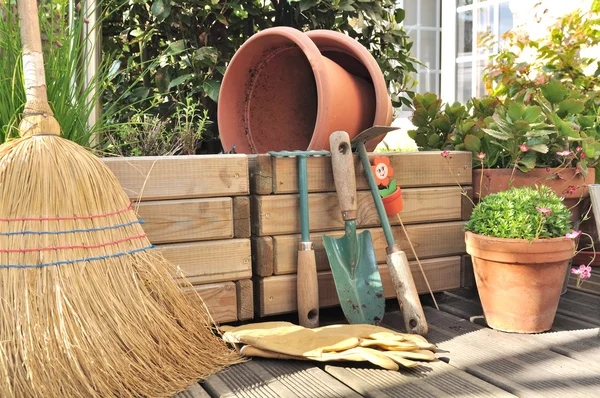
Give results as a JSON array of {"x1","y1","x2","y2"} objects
[{"x1": 176, "y1": 287, "x2": 600, "y2": 398}]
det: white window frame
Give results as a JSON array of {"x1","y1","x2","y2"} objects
[
  {"x1": 441, "y1": 0, "x2": 513, "y2": 104},
  {"x1": 397, "y1": 0, "x2": 442, "y2": 97}
]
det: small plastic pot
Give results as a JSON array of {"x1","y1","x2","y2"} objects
[{"x1": 382, "y1": 187, "x2": 403, "y2": 216}]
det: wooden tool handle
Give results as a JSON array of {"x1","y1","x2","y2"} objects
[
  {"x1": 329, "y1": 131, "x2": 357, "y2": 221},
  {"x1": 17, "y1": 0, "x2": 60, "y2": 137},
  {"x1": 386, "y1": 250, "x2": 428, "y2": 335},
  {"x1": 297, "y1": 247, "x2": 319, "y2": 328}
]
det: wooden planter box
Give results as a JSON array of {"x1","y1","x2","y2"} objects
[
  {"x1": 102, "y1": 154, "x2": 253, "y2": 323},
  {"x1": 249, "y1": 151, "x2": 474, "y2": 317}
]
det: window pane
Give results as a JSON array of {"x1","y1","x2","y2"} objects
[
  {"x1": 457, "y1": 11, "x2": 472, "y2": 57},
  {"x1": 419, "y1": 30, "x2": 439, "y2": 70},
  {"x1": 475, "y1": 60, "x2": 491, "y2": 97},
  {"x1": 499, "y1": 2, "x2": 514, "y2": 48},
  {"x1": 429, "y1": 72, "x2": 440, "y2": 94},
  {"x1": 456, "y1": 62, "x2": 472, "y2": 103},
  {"x1": 404, "y1": 0, "x2": 418, "y2": 26},
  {"x1": 407, "y1": 28, "x2": 418, "y2": 63},
  {"x1": 458, "y1": 0, "x2": 473, "y2": 6},
  {"x1": 477, "y1": 6, "x2": 495, "y2": 55},
  {"x1": 418, "y1": 72, "x2": 438, "y2": 94},
  {"x1": 421, "y1": 0, "x2": 438, "y2": 27}
]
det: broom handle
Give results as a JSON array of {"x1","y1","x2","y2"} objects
[{"x1": 18, "y1": 0, "x2": 53, "y2": 116}]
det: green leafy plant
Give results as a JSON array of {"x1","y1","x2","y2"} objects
[
  {"x1": 101, "y1": 0, "x2": 418, "y2": 153},
  {"x1": 464, "y1": 185, "x2": 572, "y2": 240}
]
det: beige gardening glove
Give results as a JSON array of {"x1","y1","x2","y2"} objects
[{"x1": 219, "y1": 321, "x2": 437, "y2": 371}]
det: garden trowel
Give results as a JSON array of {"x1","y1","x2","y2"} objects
[
  {"x1": 352, "y1": 126, "x2": 429, "y2": 335},
  {"x1": 322, "y1": 131, "x2": 385, "y2": 325}
]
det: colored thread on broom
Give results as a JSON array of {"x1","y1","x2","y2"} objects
[
  {"x1": 0, "y1": 220, "x2": 144, "y2": 236},
  {"x1": 0, "y1": 234, "x2": 148, "y2": 253},
  {"x1": 0, "y1": 201, "x2": 134, "y2": 222},
  {"x1": 0, "y1": 245, "x2": 155, "y2": 269}
]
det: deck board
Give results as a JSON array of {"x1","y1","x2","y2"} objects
[
  {"x1": 174, "y1": 383, "x2": 211, "y2": 398},
  {"x1": 382, "y1": 307, "x2": 600, "y2": 397},
  {"x1": 324, "y1": 361, "x2": 516, "y2": 397},
  {"x1": 201, "y1": 358, "x2": 362, "y2": 397},
  {"x1": 173, "y1": 287, "x2": 600, "y2": 397}
]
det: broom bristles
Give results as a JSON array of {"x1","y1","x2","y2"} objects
[{"x1": 0, "y1": 134, "x2": 242, "y2": 397}]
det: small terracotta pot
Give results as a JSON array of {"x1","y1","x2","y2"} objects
[
  {"x1": 465, "y1": 231, "x2": 575, "y2": 333},
  {"x1": 472, "y1": 168, "x2": 595, "y2": 199},
  {"x1": 382, "y1": 187, "x2": 403, "y2": 216},
  {"x1": 218, "y1": 27, "x2": 387, "y2": 154}
]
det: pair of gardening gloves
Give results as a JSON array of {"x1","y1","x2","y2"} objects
[{"x1": 219, "y1": 321, "x2": 437, "y2": 371}]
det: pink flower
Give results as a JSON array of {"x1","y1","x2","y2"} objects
[
  {"x1": 566, "y1": 185, "x2": 579, "y2": 194},
  {"x1": 533, "y1": 75, "x2": 547, "y2": 85},
  {"x1": 576, "y1": 146, "x2": 582, "y2": 152},
  {"x1": 557, "y1": 150, "x2": 572, "y2": 156},
  {"x1": 535, "y1": 206, "x2": 552, "y2": 216},
  {"x1": 566, "y1": 230, "x2": 581, "y2": 239},
  {"x1": 572, "y1": 264, "x2": 592, "y2": 279},
  {"x1": 546, "y1": 167, "x2": 551, "y2": 172},
  {"x1": 441, "y1": 150, "x2": 450, "y2": 158},
  {"x1": 581, "y1": 153, "x2": 587, "y2": 159},
  {"x1": 477, "y1": 152, "x2": 486, "y2": 160},
  {"x1": 520, "y1": 143, "x2": 529, "y2": 152}
]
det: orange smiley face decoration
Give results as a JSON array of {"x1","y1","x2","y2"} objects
[{"x1": 371, "y1": 156, "x2": 394, "y2": 187}]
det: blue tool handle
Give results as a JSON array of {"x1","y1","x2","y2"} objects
[{"x1": 357, "y1": 142, "x2": 395, "y2": 247}]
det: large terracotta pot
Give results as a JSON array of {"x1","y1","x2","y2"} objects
[
  {"x1": 465, "y1": 231, "x2": 575, "y2": 333},
  {"x1": 218, "y1": 27, "x2": 389, "y2": 154},
  {"x1": 304, "y1": 30, "x2": 393, "y2": 151},
  {"x1": 472, "y1": 167, "x2": 595, "y2": 200}
]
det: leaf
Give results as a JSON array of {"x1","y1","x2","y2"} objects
[
  {"x1": 558, "y1": 99, "x2": 585, "y2": 115},
  {"x1": 431, "y1": 116, "x2": 451, "y2": 132},
  {"x1": 215, "y1": 13, "x2": 228, "y2": 26},
  {"x1": 394, "y1": 8, "x2": 405, "y2": 23},
  {"x1": 507, "y1": 102, "x2": 524, "y2": 122},
  {"x1": 168, "y1": 73, "x2": 193, "y2": 89},
  {"x1": 166, "y1": 40, "x2": 186, "y2": 55},
  {"x1": 528, "y1": 144, "x2": 549, "y2": 153},
  {"x1": 427, "y1": 134, "x2": 440, "y2": 146},
  {"x1": 464, "y1": 134, "x2": 481, "y2": 153},
  {"x1": 151, "y1": 0, "x2": 171, "y2": 22},
  {"x1": 525, "y1": 130, "x2": 555, "y2": 138},
  {"x1": 299, "y1": 0, "x2": 319, "y2": 11},
  {"x1": 194, "y1": 47, "x2": 218, "y2": 64},
  {"x1": 517, "y1": 151, "x2": 537, "y2": 172},
  {"x1": 540, "y1": 80, "x2": 569, "y2": 104},
  {"x1": 130, "y1": 28, "x2": 145, "y2": 37},
  {"x1": 522, "y1": 106, "x2": 542, "y2": 123},
  {"x1": 482, "y1": 128, "x2": 511, "y2": 141},
  {"x1": 203, "y1": 80, "x2": 221, "y2": 102}
]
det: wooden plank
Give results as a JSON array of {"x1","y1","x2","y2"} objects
[
  {"x1": 271, "y1": 151, "x2": 472, "y2": 194},
  {"x1": 257, "y1": 256, "x2": 461, "y2": 317},
  {"x1": 233, "y1": 196, "x2": 251, "y2": 238},
  {"x1": 461, "y1": 255, "x2": 475, "y2": 288},
  {"x1": 248, "y1": 154, "x2": 273, "y2": 195},
  {"x1": 271, "y1": 221, "x2": 467, "y2": 275},
  {"x1": 137, "y1": 198, "x2": 233, "y2": 244},
  {"x1": 324, "y1": 362, "x2": 516, "y2": 397},
  {"x1": 251, "y1": 236, "x2": 274, "y2": 277},
  {"x1": 160, "y1": 239, "x2": 251, "y2": 285},
  {"x1": 103, "y1": 155, "x2": 249, "y2": 200},
  {"x1": 568, "y1": 270, "x2": 600, "y2": 295},
  {"x1": 462, "y1": 186, "x2": 474, "y2": 221},
  {"x1": 439, "y1": 289, "x2": 598, "y2": 332},
  {"x1": 185, "y1": 282, "x2": 237, "y2": 323},
  {"x1": 235, "y1": 279, "x2": 254, "y2": 321},
  {"x1": 202, "y1": 358, "x2": 361, "y2": 398},
  {"x1": 555, "y1": 289, "x2": 600, "y2": 326},
  {"x1": 253, "y1": 187, "x2": 464, "y2": 236},
  {"x1": 173, "y1": 383, "x2": 211, "y2": 398},
  {"x1": 393, "y1": 308, "x2": 600, "y2": 398}
]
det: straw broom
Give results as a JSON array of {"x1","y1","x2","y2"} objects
[{"x1": 0, "y1": 0, "x2": 242, "y2": 396}]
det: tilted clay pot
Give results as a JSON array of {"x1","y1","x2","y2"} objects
[
  {"x1": 304, "y1": 30, "x2": 393, "y2": 151},
  {"x1": 218, "y1": 27, "x2": 390, "y2": 154},
  {"x1": 465, "y1": 231, "x2": 575, "y2": 333},
  {"x1": 382, "y1": 187, "x2": 403, "y2": 217}
]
